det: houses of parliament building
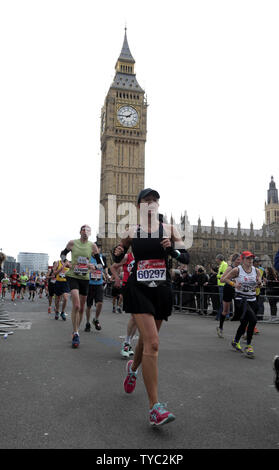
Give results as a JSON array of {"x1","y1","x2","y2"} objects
[
  {"x1": 98, "y1": 30, "x2": 279, "y2": 268},
  {"x1": 190, "y1": 175, "x2": 279, "y2": 268}
]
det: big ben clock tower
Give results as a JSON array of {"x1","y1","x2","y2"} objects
[{"x1": 99, "y1": 29, "x2": 147, "y2": 257}]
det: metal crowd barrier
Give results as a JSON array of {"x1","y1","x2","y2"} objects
[
  {"x1": 172, "y1": 286, "x2": 279, "y2": 323},
  {"x1": 103, "y1": 283, "x2": 279, "y2": 322}
]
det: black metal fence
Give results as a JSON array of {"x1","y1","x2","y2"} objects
[
  {"x1": 172, "y1": 286, "x2": 279, "y2": 322},
  {"x1": 104, "y1": 283, "x2": 279, "y2": 322}
]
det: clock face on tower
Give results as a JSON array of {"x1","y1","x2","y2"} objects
[{"x1": 117, "y1": 105, "x2": 139, "y2": 127}]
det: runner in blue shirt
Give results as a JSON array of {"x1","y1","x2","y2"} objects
[{"x1": 85, "y1": 244, "x2": 107, "y2": 332}]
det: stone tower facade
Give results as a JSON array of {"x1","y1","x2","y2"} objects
[{"x1": 98, "y1": 30, "x2": 147, "y2": 258}]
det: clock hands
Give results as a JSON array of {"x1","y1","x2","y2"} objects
[{"x1": 118, "y1": 113, "x2": 133, "y2": 118}]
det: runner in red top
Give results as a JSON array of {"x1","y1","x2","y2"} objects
[
  {"x1": 110, "y1": 251, "x2": 137, "y2": 358},
  {"x1": 10, "y1": 269, "x2": 18, "y2": 302},
  {"x1": 0, "y1": 252, "x2": 6, "y2": 297}
]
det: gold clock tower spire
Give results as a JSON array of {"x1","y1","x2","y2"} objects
[{"x1": 98, "y1": 29, "x2": 147, "y2": 258}]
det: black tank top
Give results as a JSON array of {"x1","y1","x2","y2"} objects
[{"x1": 130, "y1": 223, "x2": 170, "y2": 283}]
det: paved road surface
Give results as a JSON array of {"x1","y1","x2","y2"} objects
[{"x1": 1, "y1": 294, "x2": 279, "y2": 450}]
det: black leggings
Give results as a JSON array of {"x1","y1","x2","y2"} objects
[{"x1": 234, "y1": 299, "x2": 258, "y2": 345}]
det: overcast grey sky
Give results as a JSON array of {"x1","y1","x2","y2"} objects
[{"x1": 0, "y1": 0, "x2": 278, "y2": 263}]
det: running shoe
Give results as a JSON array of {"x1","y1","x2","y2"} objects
[
  {"x1": 244, "y1": 345, "x2": 254, "y2": 358},
  {"x1": 254, "y1": 327, "x2": 260, "y2": 335},
  {"x1": 72, "y1": 333, "x2": 80, "y2": 349},
  {"x1": 85, "y1": 322, "x2": 91, "y2": 332},
  {"x1": 127, "y1": 344, "x2": 134, "y2": 356},
  {"x1": 55, "y1": 312, "x2": 59, "y2": 320},
  {"x1": 149, "y1": 403, "x2": 175, "y2": 426},
  {"x1": 231, "y1": 340, "x2": 242, "y2": 352},
  {"x1": 121, "y1": 342, "x2": 134, "y2": 358},
  {"x1": 273, "y1": 356, "x2": 279, "y2": 391},
  {"x1": 112, "y1": 307, "x2": 116, "y2": 313},
  {"x1": 60, "y1": 312, "x2": 66, "y2": 321},
  {"x1": 123, "y1": 359, "x2": 137, "y2": 393},
  {"x1": 93, "y1": 318, "x2": 101, "y2": 331},
  {"x1": 117, "y1": 307, "x2": 122, "y2": 313},
  {"x1": 216, "y1": 327, "x2": 224, "y2": 338}
]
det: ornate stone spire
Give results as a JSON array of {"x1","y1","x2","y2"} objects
[
  {"x1": 118, "y1": 27, "x2": 135, "y2": 63},
  {"x1": 267, "y1": 176, "x2": 278, "y2": 204},
  {"x1": 224, "y1": 218, "x2": 228, "y2": 235},
  {"x1": 237, "y1": 219, "x2": 241, "y2": 237},
  {"x1": 112, "y1": 28, "x2": 143, "y2": 91},
  {"x1": 250, "y1": 221, "x2": 254, "y2": 236},
  {"x1": 197, "y1": 216, "x2": 201, "y2": 234}
]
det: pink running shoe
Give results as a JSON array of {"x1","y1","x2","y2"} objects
[
  {"x1": 149, "y1": 403, "x2": 175, "y2": 426},
  {"x1": 123, "y1": 360, "x2": 137, "y2": 394}
]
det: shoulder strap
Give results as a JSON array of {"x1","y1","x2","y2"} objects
[{"x1": 159, "y1": 222, "x2": 164, "y2": 240}]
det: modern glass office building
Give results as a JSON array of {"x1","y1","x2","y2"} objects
[{"x1": 17, "y1": 252, "x2": 49, "y2": 273}]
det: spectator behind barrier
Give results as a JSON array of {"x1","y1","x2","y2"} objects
[{"x1": 266, "y1": 267, "x2": 279, "y2": 318}]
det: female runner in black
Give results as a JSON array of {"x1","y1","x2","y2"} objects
[{"x1": 112, "y1": 188, "x2": 189, "y2": 426}]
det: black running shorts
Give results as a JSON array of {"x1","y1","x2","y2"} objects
[
  {"x1": 48, "y1": 282, "x2": 56, "y2": 297},
  {"x1": 66, "y1": 276, "x2": 89, "y2": 297},
  {"x1": 223, "y1": 284, "x2": 235, "y2": 303},
  {"x1": 86, "y1": 284, "x2": 104, "y2": 307},
  {"x1": 123, "y1": 277, "x2": 172, "y2": 321},
  {"x1": 55, "y1": 280, "x2": 70, "y2": 297}
]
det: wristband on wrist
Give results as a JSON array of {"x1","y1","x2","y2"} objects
[
  {"x1": 229, "y1": 281, "x2": 235, "y2": 287},
  {"x1": 60, "y1": 248, "x2": 70, "y2": 262}
]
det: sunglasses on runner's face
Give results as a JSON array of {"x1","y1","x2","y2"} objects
[{"x1": 141, "y1": 197, "x2": 158, "y2": 204}]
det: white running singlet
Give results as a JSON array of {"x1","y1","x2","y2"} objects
[{"x1": 234, "y1": 265, "x2": 257, "y2": 302}]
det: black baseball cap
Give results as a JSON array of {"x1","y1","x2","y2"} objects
[{"x1": 137, "y1": 188, "x2": 160, "y2": 205}]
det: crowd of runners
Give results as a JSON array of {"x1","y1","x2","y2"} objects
[
  {"x1": 1, "y1": 188, "x2": 279, "y2": 427},
  {"x1": 0, "y1": 269, "x2": 48, "y2": 302}
]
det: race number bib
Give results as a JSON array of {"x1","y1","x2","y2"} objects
[
  {"x1": 91, "y1": 270, "x2": 102, "y2": 280},
  {"x1": 137, "y1": 259, "x2": 166, "y2": 285},
  {"x1": 241, "y1": 281, "x2": 257, "y2": 294},
  {"x1": 74, "y1": 256, "x2": 89, "y2": 275}
]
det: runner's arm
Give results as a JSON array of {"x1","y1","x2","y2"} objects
[
  {"x1": 60, "y1": 240, "x2": 74, "y2": 261},
  {"x1": 91, "y1": 243, "x2": 105, "y2": 267},
  {"x1": 256, "y1": 268, "x2": 263, "y2": 286},
  {"x1": 220, "y1": 266, "x2": 232, "y2": 283},
  {"x1": 161, "y1": 224, "x2": 190, "y2": 264},
  {"x1": 110, "y1": 261, "x2": 126, "y2": 287},
  {"x1": 110, "y1": 255, "x2": 129, "y2": 282},
  {"x1": 112, "y1": 229, "x2": 133, "y2": 263},
  {"x1": 221, "y1": 267, "x2": 239, "y2": 286},
  {"x1": 52, "y1": 261, "x2": 60, "y2": 276}
]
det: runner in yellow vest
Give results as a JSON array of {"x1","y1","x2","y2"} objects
[
  {"x1": 60, "y1": 225, "x2": 100, "y2": 348},
  {"x1": 216, "y1": 254, "x2": 228, "y2": 320}
]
